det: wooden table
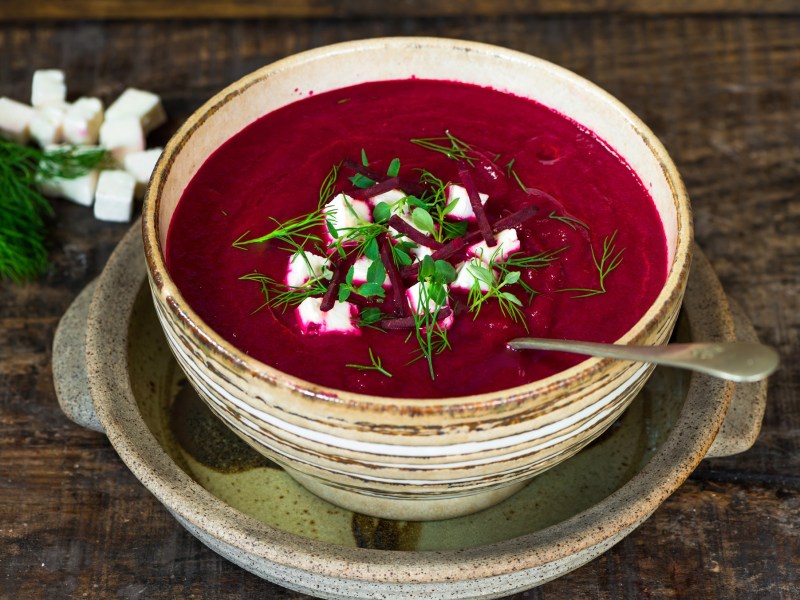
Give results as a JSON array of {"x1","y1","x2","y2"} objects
[{"x1": 2, "y1": 3, "x2": 798, "y2": 598}]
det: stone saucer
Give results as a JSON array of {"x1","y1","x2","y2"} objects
[{"x1": 52, "y1": 222, "x2": 766, "y2": 599}]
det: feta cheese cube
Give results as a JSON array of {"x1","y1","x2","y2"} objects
[
  {"x1": 0, "y1": 97, "x2": 36, "y2": 143},
  {"x1": 296, "y1": 297, "x2": 359, "y2": 335},
  {"x1": 63, "y1": 97, "x2": 104, "y2": 145},
  {"x1": 286, "y1": 251, "x2": 330, "y2": 288},
  {"x1": 410, "y1": 244, "x2": 433, "y2": 263},
  {"x1": 40, "y1": 170, "x2": 99, "y2": 207},
  {"x1": 368, "y1": 188, "x2": 407, "y2": 207},
  {"x1": 99, "y1": 116, "x2": 145, "y2": 162},
  {"x1": 93, "y1": 170, "x2": 135, "y2": 222},
  {"x1": 123, "y1": 147, "x2": 162, "y2": 198},
  {"x1": 323, "y1": 193, "x2": 372, "y2": 242},
  {"x1": 30, "y1": 104, "x2": 66, "y2": 147},
  {"x1": 452, "y1": 259, "x2": 493, "y2": 292},
  {"x1": 406, "y1": 282, "x2": 454, "y2": 330},
  {"x1": 468, "y1": 228, "x2": 521, "y2": 264},
  {"x1": 350, "y1": 256, "x2": 389, "y2": 287},
  {"x1": 31, "y1": 70, "x2": 66, "y2": 108},
  {"x1": 445, "y1": 184, "x2": 488, "y2": 220},
  {"x1": 104, "y1": 88, "x2": 166, "y2": 134}
]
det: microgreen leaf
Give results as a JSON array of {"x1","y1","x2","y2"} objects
[
  {"x1": 373, "y1": 201, "x2": 391, "y2": 224},
  {"x1": 361, "y1": 148, "x2": 369, "y2": 167},
  {"x1": 366, "y1": 259, "x2": 386, "y2": 286},
  {"x1": 411, "y1": 207, "x2": 435, "y2": 234},
  {"x1": 387, "y1": 157, "x2": 401, "y2": 177},
  {"x1": 349, "y1": 173, "x2": 376, "y2": 189}
]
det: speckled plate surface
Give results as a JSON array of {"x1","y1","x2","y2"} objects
[{"x1": 53, "y1": 222, "x2": 766, "y2": 599}]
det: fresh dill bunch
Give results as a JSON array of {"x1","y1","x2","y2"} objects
[{"x1": 0, "y1": 140, "x2": 108, "y2": 283}]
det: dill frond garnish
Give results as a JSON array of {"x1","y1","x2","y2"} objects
[{"x1": 0, "y1": 140, "x2": 107, "y2": 283}]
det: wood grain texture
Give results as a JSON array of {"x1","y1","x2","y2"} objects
[
  {"x1": 4, "y1": 0, "x2": 800, "y2": 21},
  {"x1": 1, "y1": 11, "x2": 798, "y2": 600}
]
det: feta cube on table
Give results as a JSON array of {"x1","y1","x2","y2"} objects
[
  {"x1": 105, "y1": 88, "x2": 166, "y2": 134},
  {"x1": 286, "y1": 251, "x2": 330, "y2": 287},
  {"x1": 63, "y1": 97, "x2": 104, "y2": 145},
  {"x1": 99, "y1": 116, "x2": 145, "y2": 162},
  {"x1": 468, "y1": 228, "x2": 521, "y2": 264},
  {"x1": 40, "y1": 170, "x2": 99, "y2": 207},
  {"x1": 0, "y1": 97, "x2": 36, "y2": 143},
  {"x1": 31, "y1": 70, "x2": 66, "y2": 108},
  {"x1": 123, "y1": 147, "x2": 162, "y2": 198},
  {"x1": 445, "y1": 184, "x2": 489, "y2": 220},
  {"x1": 296, "y1": 298, "x2": 359, "y2": 335},
  {"x1": 93, "y1": 170, "x2": 135, "y2": 222},
  {"x1": 30, "y1": 104, "x2": 66, "y2": 147}
]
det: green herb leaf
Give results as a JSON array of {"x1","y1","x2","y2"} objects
[
  {"x1": 387, "y1": 157, "x2": 401, "y2": 177},
  {"x1": 349, "y1": 173, "x2": 376, "y2": 189},
  {"x1": 411, "y1": 207, "x2": 435, "y2": 234},
  {"x1": 361, "y1": 148, "x2": 369, "y2": 167},
  {"x1": 373, "y1": 201, "x2": 391, "y2": 224}
]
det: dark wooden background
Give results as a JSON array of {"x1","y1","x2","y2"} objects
[{"x1": 1, "y1": 2, "x2": 798, "y2": 598}]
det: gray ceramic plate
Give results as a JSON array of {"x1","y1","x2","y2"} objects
[{"x1": 53, "y1": 222, "x2": 766, "y2": 599}]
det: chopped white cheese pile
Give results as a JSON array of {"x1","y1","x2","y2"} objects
[
  {"x1": 0, "y1": 70, "x2": 168, "y2": 222},
  {"x1": 468, "y1": 228, "x2": 521, "y2": 264},
  {"x1": 296, "y1": 298, "x2": 359, "y2": 335},
  {"x1": 445, "y1": 184, "x2": 489, "y2": 220},
  {"x1": 93, "y1": 170, "x2": 135, "y2": 222}
]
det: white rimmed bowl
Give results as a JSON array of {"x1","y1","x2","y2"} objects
[{"x1": 142, "y1": 37, "x2": 693, "y2": 520}]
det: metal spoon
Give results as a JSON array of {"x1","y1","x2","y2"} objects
[{"x1": 506, "y1": 338, "x2": 779, "y2": 382}]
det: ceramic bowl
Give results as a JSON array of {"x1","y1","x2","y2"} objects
[{"x1": 142, "y1": 37, "x2": 693, "y2": 520}]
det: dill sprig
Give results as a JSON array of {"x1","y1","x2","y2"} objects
[
  {"x1": 345, "y1": 347, "x2": 393, "y2": 378},
  {"x1": 0, "y1": 140, "x2": 107, "y2": 283},
  {"x1": 560, "y1": 230, "x2": 625, "y2": 297},
  {"x1": 410, "y1": 130, "x2": 479, "y2": 166},
  {"x1": 548, "y1": 210, "x2": 589, "y2": 231}
]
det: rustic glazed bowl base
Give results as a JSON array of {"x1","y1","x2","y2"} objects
[{"x1": 53, "y1": 223, "x2": 766, "y2": 597}]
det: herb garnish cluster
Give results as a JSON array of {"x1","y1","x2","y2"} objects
[{"x1": 234, "y1": 132, "x2": 624, "y2": 380}]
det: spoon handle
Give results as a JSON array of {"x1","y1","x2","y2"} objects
[{"x1": 507, "y1": 339, "x2": 779, "y2": 382}]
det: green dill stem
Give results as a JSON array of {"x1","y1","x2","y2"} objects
[
  {"x1": 345, "y1": 348, "x2": 393, "y2": 378},
  {"x1": 559, "y1": 230, "x2": 625, "y2": 297}
]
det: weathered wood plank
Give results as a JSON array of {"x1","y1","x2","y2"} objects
[{"x1": 4, "y1": 0, "x2": 800, "y2": 21}]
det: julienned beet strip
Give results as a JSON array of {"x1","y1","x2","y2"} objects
[
  {"x1": 378, "y1": 233, "x2": 407, "y2": 316},
  {"x1": 344, "y1": 158, "x2": 382, "y2": 182},
  {"x1": 492, "y1": 204, "x2": 539, "y2": 230},
  {"x1": 379, "y1": 306, "x2": 452, "y2": 330},
  {"x1": 458, "y1": 160, "x2": 495, "y2": 247},
  {"x1": 350, "y1": 176, "x2": 400, "y2": 200},
  {"x1": 319, "y1": 260, "x2": 345, "y2": 312},
  {"x1": 387, "y1": 215, "x2": 444, "y2": 249}
]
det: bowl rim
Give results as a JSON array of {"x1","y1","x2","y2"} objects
[
  {"x1": 89, "y1": 222, "x2": 733, "y2": 585},
  {"x1": 142, "y1": 36, "x2": 693, "y2": 411}
]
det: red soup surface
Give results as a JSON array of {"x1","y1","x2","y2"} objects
[{"x1": 166, "y1": 79, "x2": 668, "y2": 398}]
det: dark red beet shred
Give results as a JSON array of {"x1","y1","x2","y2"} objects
[{"x1": 165, "y1": 79, "x2": 668, "y2": 398}]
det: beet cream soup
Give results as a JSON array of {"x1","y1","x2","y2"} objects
[{"x1": 166, "y1": 79, "x2": 668, "y2": 398}]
